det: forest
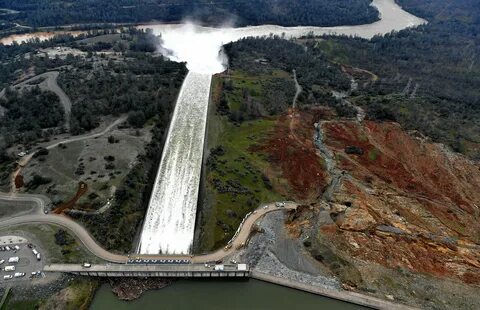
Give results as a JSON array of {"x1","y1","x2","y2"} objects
[
  {"x1": 222, "y1": 37, "x2": 351, "y2": 121},
  {"x1": 0, "y1": 87, "x2": 64, "y2": 146},
  {"x1": 60, "y1": 53, "x2": 186, "y2": 134},
  {"x1": 0, "y1": 0, "x2": 378, "y2": 28},
  {"x1": 313, "y1": 0, "x2": 480, "y2": 158}
]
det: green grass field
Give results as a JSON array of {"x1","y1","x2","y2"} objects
[{"x1": 198, "y1": 72, "x2": 289, "y2": 252}]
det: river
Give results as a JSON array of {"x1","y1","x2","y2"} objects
[{"x1": 91, "y1": 279, "x2": 369, "y2": 310}]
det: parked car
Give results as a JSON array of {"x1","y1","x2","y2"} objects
[{"x1": 3, "y1": 275, "x2": 13, "y2": 280}]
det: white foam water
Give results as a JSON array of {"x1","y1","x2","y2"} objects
[{"x1": 138, "y1": 72, "x2": 212, "y2": 254}]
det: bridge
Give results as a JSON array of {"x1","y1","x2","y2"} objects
[{"x1": 44, "y1": 263, "x2": 250, "y2": 278}]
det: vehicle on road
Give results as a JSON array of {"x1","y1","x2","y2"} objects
[
  {"x1": 3, "y1": 275, "x2": 13, "y2": 280},
  {"x1": 36, "y1": 253, "x2": 41, "y2": 261},
  {"x1": 14, "y1": 272, "x2": 25, "y2": 278},
  {"x1": 32, "y1": 249, "x2": 38, "y2": 255},
  {"x1": 4, "y1": 266, "x2": 15, "y2": 271},
  {"x1": 82, "y1": 263, "x2": 91, "y2": 268},
  {"x1": 214, "y1": 265, "x2": 224, "y2": 271},
  {"x1": 237, "y1": 264, "x2": 248, "y2": 271}
]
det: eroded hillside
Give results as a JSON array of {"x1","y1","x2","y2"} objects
[{"x1": 287, "y1": 119, "x2": 480, "y2": 284}]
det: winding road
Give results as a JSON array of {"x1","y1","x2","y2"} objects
[
  {"x1": 0, "y1": 202, "x2": 298, "y2": 263},
  {"x1": 14, "y1": 71, "x2": 72, "y2": 130}
]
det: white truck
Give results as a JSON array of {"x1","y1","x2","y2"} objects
[
  {"x1": 4, "y1": 265, "x2": 15, "y2": 272},
  {"x1": 8, "y1": 257, "x2": 19, "y2": 263},
  {"x1": 214, "y1": 265, "x2": 224, "y2": 271}
]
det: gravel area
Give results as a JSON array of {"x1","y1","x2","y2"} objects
[{"x1": 239, "y1": 211, "x2": 339, "y2": 290}]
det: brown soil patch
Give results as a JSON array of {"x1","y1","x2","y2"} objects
[
  {"x1": 255, "y1": 107, "x2": 330, "y2": 201},
  {"x1": 14, "y1": 175, "x2": 24, "y2": 189},
  {"x1": 53, "y1": 182, "x2": 88, "y2": 214}
]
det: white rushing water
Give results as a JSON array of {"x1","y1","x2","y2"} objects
[
  {"x1": 138, "y1": 72, "x2": 212, "y2": 254},
  {"x1": 138, "y1": 0, "x2": 425, "y2": 255}
]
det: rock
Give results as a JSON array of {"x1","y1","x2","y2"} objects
[
  {"x1": 110, "y1": 278, "x2": 173, "y2": 301},
  {"x1": 331, "y1": 203, "x2": 348, "y2": 213},
  {"x1": 340, "y1": 207, "x2": 376, "y2": 231},
  {"x1": 345, "y1": 146, "x2": 364, "y2": 155}
]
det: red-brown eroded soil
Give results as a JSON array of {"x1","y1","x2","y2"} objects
[
  {"x1": 315, "y1": 120, "x2": 480, "y2": 284},
  {"x1": 256, "y1": 107, "x2": 331, "y2": 201}
]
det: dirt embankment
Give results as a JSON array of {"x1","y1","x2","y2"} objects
[
  {"x1": 290, "y1": 119, "x2": 480, "y2": 285},
  {"x1": 255, "y1": 107, "x2": 332, "y2": 201},
  {"x1": 53, "y1": 182, "x2": 88, "y2": 214}
]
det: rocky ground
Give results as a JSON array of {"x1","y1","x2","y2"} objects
[
  {"x1": 109, "y1": 277, "x2": 173, "y2": 301},
  {"x1": 238, "y1": 212, "x2": 339, "y2": 289},
  {"x1": 261, "y1": 112, "x2": 480, "y2": 309}
]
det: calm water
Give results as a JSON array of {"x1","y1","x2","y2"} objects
[{"x1": 90, "y1": 279, "x2": 368, "y2": 310}]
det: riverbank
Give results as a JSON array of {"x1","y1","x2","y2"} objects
[
  {"x1": 252, "y1": 271, "x2": 415, "y2": 310},
  {"x1": 90, "y1": 278, "x2": 367, "y2": 310}
]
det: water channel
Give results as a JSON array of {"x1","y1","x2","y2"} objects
[{"x1": 91, "y1": 279, "x2": 369, "y2": 310}]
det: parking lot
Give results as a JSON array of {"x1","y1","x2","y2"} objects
[{"x1": 0, "y1": 235, "x2": 44, "y2": 284}]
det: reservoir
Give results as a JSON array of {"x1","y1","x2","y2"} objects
[{"x1": 91, "y1": 279, "x2": 368, "y2": 310}]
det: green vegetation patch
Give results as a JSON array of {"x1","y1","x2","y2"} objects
[
  {"x1": 201, "y1": 114, "x2": 283, "y2": 251},
  {"x1": 0, "y1": 87, "x2": 64, "y2": 145}
]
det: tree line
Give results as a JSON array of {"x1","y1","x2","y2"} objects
[{"x1": 0, "y1": 0, "x2": 378, "y2": 28}]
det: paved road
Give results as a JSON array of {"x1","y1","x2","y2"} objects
[
  {"x1": 15, "y1": 71, "x2": 72, "y2": 130},
  {"x1": 0, "y1": 192, "x2": 50, "y2": 216},
  {"x1": 0, "y1": 202, "x2": 298, "y2": 264}
]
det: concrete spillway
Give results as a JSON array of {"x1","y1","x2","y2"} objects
[{"x1": 138, "y1": 72, "x2": 212, "y2": 255}]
